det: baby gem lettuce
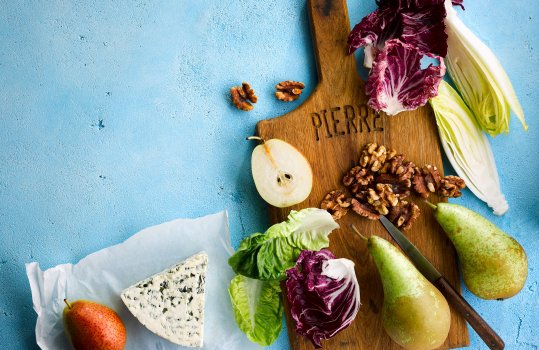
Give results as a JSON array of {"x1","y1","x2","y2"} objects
[
  {"x1": 228, "y1": 208, "x2": 340, "y2": 346},
  {"x1": 228, "y1": 208, "x2": 339, "y2": 281},
  {"x1": 228, "y1": 276, "x2": 283, "y2": 346}
]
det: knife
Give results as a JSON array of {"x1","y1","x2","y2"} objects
[{"x1": 352, "y1": 217, "x2": 505, "y2": 350}]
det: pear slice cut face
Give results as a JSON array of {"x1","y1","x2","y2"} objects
[{"x1": 251, "y1": 139, "x2": 313, "y2": 208}]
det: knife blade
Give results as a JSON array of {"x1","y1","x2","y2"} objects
[
  {"x1": 364, "y1": 216, "x2": 505, "y2": 350},
  {"x1": 378, "y1": 216, "x2": 442, "y2": 283}
]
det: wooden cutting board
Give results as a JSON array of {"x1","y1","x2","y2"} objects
[{"x1": 256, "y1": 0, "x2": 470, "y2": 349}]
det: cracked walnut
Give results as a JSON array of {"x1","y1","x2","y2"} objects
[
  {"x1": 321, "y1": 190, "x2": 352, "y2": 220},
  {"x1": 230, "y1": 82, "x2": 258, "y2": 111},
  {"x1": 320, "y1": 142, "x2": 465, "y2": 231},
  {"x1": 275, "y1": 81, "x2": 305, "y2": 102}
]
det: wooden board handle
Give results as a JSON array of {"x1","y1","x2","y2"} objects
[
  {"x1": 434, "y1": 277, "x2": 505, "y2": 350},
  {"x1": 308, "y1": 0, "x2": 358, "y2": 90}
]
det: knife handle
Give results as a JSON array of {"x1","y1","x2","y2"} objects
[{"x1": 434, "y1": 277, "x2": 505, "y2": 350}]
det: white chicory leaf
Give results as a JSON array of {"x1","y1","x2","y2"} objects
[
  {"x1": 444, "y1": 0, "x2": 527, "y2": 135},
  {"x1": 430, "y1": 80, "x2": 508, "y2": 215}
]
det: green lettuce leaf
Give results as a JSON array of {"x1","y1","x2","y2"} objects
[
  {"x1": 229, "y1": 274, "x2": 283, "y2": 346},
  {"x1": 228, "y1": 208, "x2": 339, "y2": 280}
]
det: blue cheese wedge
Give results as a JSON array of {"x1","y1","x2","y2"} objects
[{"x1": 121, "y1": 251, "x2": 208, "y2": 347}]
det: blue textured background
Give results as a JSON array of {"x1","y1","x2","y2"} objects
[{"x1": 0, "y1": 0, "x2": 537, "y2": 349}]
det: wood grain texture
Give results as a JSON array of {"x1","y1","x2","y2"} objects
[{"x1": 256, "y1": 0, "x2": 470, "y2": 349}]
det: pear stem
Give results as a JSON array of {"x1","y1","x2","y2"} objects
[
  {"x1": 246, "y1": 136, "x2": 265, "y2": 143},
  {"x1": 64, "y1": 299, "x2": 72, "y2": 309},
  {"x1": 424, "y1": 200, "x2": 438, "y2": 210},
  {"x1": 349, "y1": 224, "x2": 368, "y2": 242}
]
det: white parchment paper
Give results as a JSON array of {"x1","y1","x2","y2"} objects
[{"x1": 26, "y1": 211, "x2": 261, "y2": 350}]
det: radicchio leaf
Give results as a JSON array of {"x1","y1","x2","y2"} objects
[
  {"x1": 347, "y1": 7, "x2": 398, "y2": 55},
  {"x1": 285, "y1": 249, "x2": 360, "y2": 349},
  {"x1": 401, "y1": 5, "x2": 447, "y2": 57},
  {"x1": 348, "y1": 0, "x2": 463, "y2": 59},
  {"x1": 366, "y1": 39, "x2": 446, "y2": 115},
  {"x1": 348, "y1": 0, "x2": 463, "y2": 114},
  {"x1": 377, "y1": 0, "x2": 444, "y2": 8},
  {"x1": 348, "y1": 2, "x2": 448, "y2": 65},
  {"x1": 377, "y1": 0, "x2": 463, "y2": 9}
]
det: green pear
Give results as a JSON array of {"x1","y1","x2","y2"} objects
[
  {"x1": 368, "y1": 236, "x2": 451, "y2": 350},
  {"x1": 430, "y1": 202, "x2": 528, "y2": 300},
  {"x1": 63, "y1": 299, "x2": 126, "y2": 350}
]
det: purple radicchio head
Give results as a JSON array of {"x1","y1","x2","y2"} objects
[{"x1": 285, "y1": 249, "x2": 360, "y2": 348}]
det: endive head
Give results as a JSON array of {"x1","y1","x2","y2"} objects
[
  {"x1": 430, "y1": 81, "x2": 509, "y2": 215},
  {"x1": 444, "y1": 0, "x2": 527, "y2": 136}
]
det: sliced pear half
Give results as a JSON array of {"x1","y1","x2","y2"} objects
[{"x1": 250, "y1": 137, "x2": 313, "y2": 208}]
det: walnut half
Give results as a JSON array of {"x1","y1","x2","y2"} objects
[
  {"x1": 439, "y1": 176, "x2": 466, "y2": 197},
  {"x1": 367, "y1": 183, "x2": 399, "y2": 215},
  {"x1": 321, "y1": 190, "x2": 351, "y2": 220},
  {"x1": 350, "y1": 198, "x2": 381, "y2": 220},
  {"x1": 230, "y1": 82, "x2": 258, "y2": 111},
  {"x1": 343, "y1": 166, "x2": 374, "y2": 195},
  {"x1": 387, "y1": 201, "x2": 420, "y2": 231},
  {"x1": 360, "y1": 143, "x2": 396, "y2": 172},
  {"x1": 413, "y1": 165, "x2": 466, "y2": 198},
  {"x1": 275, "y1": 81, "x2": 305, "y2": 102}
]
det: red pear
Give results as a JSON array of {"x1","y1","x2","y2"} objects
[{"x1": 63, "y1": 299, "x2": 126, "y2": 350}]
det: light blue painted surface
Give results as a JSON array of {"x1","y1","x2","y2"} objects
[{"x1": 0, "y1": 0, "x2": 537, "y2": 349}]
